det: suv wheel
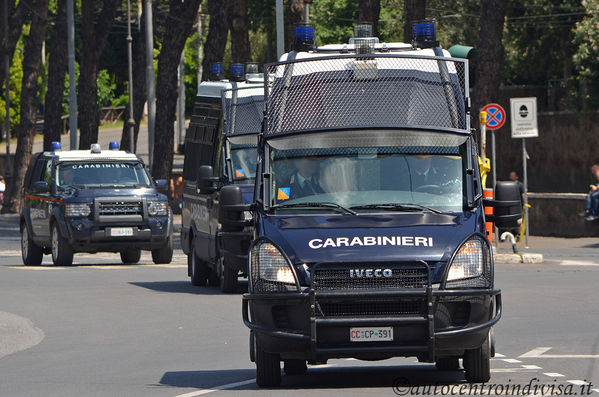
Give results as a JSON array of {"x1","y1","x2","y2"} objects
[
  {"x1": 21, "y1": 224, "x2": 43, "y2": 266},
  {"x1": 152, "y1": 235, "x2": 173, "y2": 264},
  {"x1": 255, "y1": 339, "x2": 281, "y2": 387},
  {"x1": 51, "y1": 223, "x2": 73, "y2": 266},
  {"x1": 463, "y1": 335, "x2": 491, "y2": 383},
  {"x1": 218, "y1": 256, "x2": 238, "y2": 293},
  {"x1": 189, "y1": 241, "x2": 210, "y2": 286},
  {"x1": 120, "y1": 249, "x2": 141, "y2": 264}
]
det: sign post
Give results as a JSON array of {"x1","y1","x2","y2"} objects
[
  {"x1": 510, "y1": 97, "x2": 538, "y2": 248},
  {"x1": 481, "y1": 103, "x2": 506, "y2": 189}
]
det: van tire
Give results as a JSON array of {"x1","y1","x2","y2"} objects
[
  {"x1": 152, "y1": 236, "x2": 173, "y2": 264},
  {"x1": 120, "y1": 249, "x2": 141, "y2": 264},
  {"x1": 255, "y1": 340, "x2": 281, "y2": 387},
  {"x1": 189, "y1": 242, "x2": 210, "y2": 286},
  {"x1": 21, "y1": 223, "x2": 43, "y2": 266},
  {"x1": 51, "y1": 223, "x2": 73, "y2": 266},
  {"x1": 463, "y1": 336, "x2": 491, "y2": 383},
  {"x1": 218, "y1": 257, "x2": 238, "y2": 293},
  {"x1": 284, "y1": 359, "x2": 307, "y2": 375}
]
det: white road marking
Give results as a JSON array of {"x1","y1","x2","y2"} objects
[
  {"x1": 592, "y1": 389, "x2": 599, "y2": 394},
  {"x1": 491, "y1": 368, "x2": 538, "y2": 373},
  {"x1": 543, "y1": 372, "x2": 564, "y2": 377},
  {"x1": 567, "y1": 380, "x2": 589, "y2": 386},
  {"x1": 494, "y1": 353, "x2": 506, "y2": 358},
  {"x1": 502, "y1": 358, "x2": 522, "y2": 363},
  {"x1": 521, "y1": 364, "x2": 542, "y2": 369},
  {"x1": 560, "y1": 260, "x2": 599, "y2": 266},
  {"x1": 519, "y1": 347, "x2": 552, "y2": 358},
  {"x1": 173, "y1": 378, "x2": 255, "y2": 397}
]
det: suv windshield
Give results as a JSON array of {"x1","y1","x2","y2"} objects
[
  {"x1": 268, "y1": 130, "x2": 467, "y2": 213},
  {"x1": 57, "y1": 161, "x2": 151, "y2": 188},
  {"x1": 229, "y1": 135, "x2": 257, "y2": 184}
]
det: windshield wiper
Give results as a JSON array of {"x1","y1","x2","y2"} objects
[
  {"x1": 58, "y1": 184, "x2": 85, "y2": 190},
  {"x1": 271, "y1": 202, "x2": 357, "y2": 216},
  {"x1": 350, "y1": 203, "x2": 442, "y2": 214}
]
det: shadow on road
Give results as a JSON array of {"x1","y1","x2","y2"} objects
[
  {"x1": 158, "y1": 364, "x2": 467, "y2": 391},
  {"x1": 130, "y1": 280, "x2": 248, "y2": 295}
]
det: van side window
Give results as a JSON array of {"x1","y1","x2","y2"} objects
[{"x1": 43, "y1": 159, "x2": 53, "y2": 186}]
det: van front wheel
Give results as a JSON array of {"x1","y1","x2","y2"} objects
[
  {"x1": 255, "y1": 340, "x2": 281, "y2": 387},
  {"x1": 463, "y1": 336, "x2": 491, "y2": 383}
]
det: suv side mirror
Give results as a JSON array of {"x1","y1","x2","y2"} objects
[
  {"x1": 218, "y1": 185, "x2": 252, "y2": 232},
  {"x1": 197, "y1": 165, "x2": 219, "y2": 194},
  {"x1": 483, "y1": 181, "x2": 523, "y2": 228},
  {"x1": 155, "y1": 179, "x2": 168, "y2": 192},
  {"x1": 33, "y1": 181, "x2": 49, "y2": 193}
]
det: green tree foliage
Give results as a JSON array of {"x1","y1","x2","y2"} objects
[{"x1": 573, "y1": 0, "x2": 599, "y2": 106}]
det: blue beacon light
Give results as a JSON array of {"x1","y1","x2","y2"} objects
[
  {"x1": 109, "y1": 141, "x2": 120, "y2": 150},
  {"x1": 51, "y1": 141, "x2": 62, "y2": 151},
  {"x1": 412, "y1": 20, "x2": 438, "y2": 48}
]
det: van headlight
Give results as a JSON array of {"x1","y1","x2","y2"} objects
[
  {"x1": 250, "y1": 242, "x2": 299, "y2": 292},
  {"x1": 445, "y1": 237, "x2": 491, "y2": 288},
  {"x1": 148, "y1": 200, "x2": 168, "y2": 216},
  {"x1": 65, "y1": 203, "x2": 91, "y2": 217}
]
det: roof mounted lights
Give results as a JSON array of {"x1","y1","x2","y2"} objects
[
  {"x1": 231, "y1": 63, "x2": 245, "y2": 82},
  {"x1": 109, "y1": 141, "x2": 120, "y2": 150},
  {"x1": 90, "y1": 143, "x2": 101, "y2": 153},
  {"x1": 413, "y1": 20, "x2": 439, "y2": 49},
  {"x1": 245, "y1": 62, "x2": 259, "y2": 75},
  {"x1": 245, "y1": 62, "x2": 262, "y2": 83},
  {"x1": 354, "y1": 23, "x2": 373, "y2": 38},
  {"x1": 210, "y1": 62, "x2": 224, "y2": 81},
  {"x1": 294, "y1": 24, "x2": 315, "y2": 52},
  {"x1": 354, "y1": 38, "x2": 376, "y2": 54},
  {"x1": 51, "y1": 141, "x2": 62, "y2": 151}
]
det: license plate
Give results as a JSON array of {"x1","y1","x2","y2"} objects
[
  {"x1": 350, "y1": 327, "x2": 393, "y2": 342},
  {"x1": 110, "y1": 227, "x2": 133, "y2": 237}
]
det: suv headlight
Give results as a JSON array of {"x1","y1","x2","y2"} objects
[
  {"x1": 250, "y1": 242, "x2": 299, "y2": 292},
  {"x1": 148, "y1": 200, "x2": 168, "y2": 216},
  {"x1": 445, "y1": 237, "x2": 491, "y2": 288},
  {"x1": 65, "y1": 203, "x2": 91, "y2": 217}
]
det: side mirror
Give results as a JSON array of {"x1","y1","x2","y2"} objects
[
  {"x1": 483, "y1": 181, "x2": 523, "y2": 228},
  {"x1": 33, "y1": 181, "x2": 49, "y2": 193},
  {"x1": 218, "y1": 185, "x2": 252, "y2": 232},
  {"x1": 155, "y1": 179, "x2": 168, "y2": 192},
  {"x1": 197, "y1": 165, "x2": 219, "y2": 194}
]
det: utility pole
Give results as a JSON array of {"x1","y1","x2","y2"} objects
[
  {"x1": 67, "y1": 0, "x2": 77, "y2": 149},
  {"x1": 3, "y1": 0, "x2": 10, "y2": 180},
  {"x1": 276, "y1": 0, "x2": 284, "y2": 58},
  {"x1": 144, "y1": 0, "x2": 155, "y2": 167},
  {"x1": 126, "y1": 0, "x2": 135, "y2": 152},
  {"x1": 197, "y1": 11, "x2": 203, "y2": 92},
  {"x1": 177, "y1": 50, "x2": 185, "y2": 151}
]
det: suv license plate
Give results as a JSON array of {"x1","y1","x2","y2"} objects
[
  {"x1": 350, "y1": 327, "x2": 393, "y2": 342},
  {"x1": 110, "y1": 227, "x2": 134, "y2": 237}
]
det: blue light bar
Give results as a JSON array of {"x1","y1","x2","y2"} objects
[
  {"x1": 231, "y1": 63, "x2": 244, "y2": 82},
  {"x1": 294, "y1": 25, "x2": 315, "y2": 52},
  {"x1": 412, "y1": 20, "x2": 438, "y2": 48},
  {"x1": 109, "y1": 141, "x2": 119, "y2": 150},
  {"x1": 210, "y1": 62, "x2": 224, "y2": 80},
  {"x1": 51, "y1": 141, "x2": 62, "y2": 151}
]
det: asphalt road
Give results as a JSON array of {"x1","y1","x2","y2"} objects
[{"x1": 1, "y1": 219, "x2": 598, "y2": 396}]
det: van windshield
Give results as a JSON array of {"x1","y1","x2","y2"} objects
[
  {"x1": 57, "y1": 161, "x2": 151, "y2": 188},
  {"x1": 268, "y1": 130, "x2": 468, "y2": 213},
  {"x1": 229, "y1": 135, "x2": 258, "y2": 184}
]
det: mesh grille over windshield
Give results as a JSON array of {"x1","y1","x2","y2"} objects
[{"x1": 222, "y1": 86, "x2": 264, "y2": 136}]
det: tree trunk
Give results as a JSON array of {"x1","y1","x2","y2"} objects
[
  {"x1": 201, "y1": 0, "x2": 229, "y2": 81},
  {"x1": 152, "y1": 0, "x2": 202, "y2": 180},
  {"x1": 0, "y1": 0, "x2": 28, "y2": 93},
  {"x1": 403, "y1": 0, "x2": 426, "y2": 44},
  {"x1": 43, "y1": 0, "x2": 68, "y2": 152},
  {"x1": 78, "y1": 0, "x2": 120, "y2": 150},
  {"x1": 2, "y1": 0, "x2": 49, "y2": 213},
  {"x1": 230, "y1": 0, "x2": 251, "y2": 63},
  {"x1": 120, "y1": 6, "x2": 148, "y2": 153},
  {"x1": 473, "y1": 0, "x2": 508, "y2": 117},
  {"x1": 358, "y1": 0, "x2": 381, "y2": 38},
  {"x1": 286, "y1": 0, "x2": 304, "y2": 51}
]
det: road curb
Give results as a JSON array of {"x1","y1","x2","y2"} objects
[{"x1": 494, "y1": 252, "x2": 544, "y2": 264}]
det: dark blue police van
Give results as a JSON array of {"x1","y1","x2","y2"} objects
[
  {"x1": 181, "y1": 63, "x2": 264, "y2": 292},
  {"x1": 217, "y1": 23, "x2": 522, "y2": 386}
]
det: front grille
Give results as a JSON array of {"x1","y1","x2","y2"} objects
[
  {"x1": 312, "y1": 264, "x2": 429, "y2": 290},
  {"x1": 317, "y1": 299, "x2": 425, "y2": 317},
  {"x1": 98, "y1": 201, "x2": 143, "y2": 216}
]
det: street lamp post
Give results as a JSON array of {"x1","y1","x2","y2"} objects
[
  {"x1": 4, "y1": 0, "x2": 11, "y2": 179},
  {"x1": 126, "y1": 0, "x2": 135, "y2": 152}
]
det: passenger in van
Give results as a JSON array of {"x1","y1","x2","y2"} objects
[{"x1": 288, "y1": 158, "x2": 324, "y2": 198}]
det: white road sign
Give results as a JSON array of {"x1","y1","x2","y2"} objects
[{"x1": 510, "y1": 97, "x2": 538, "y2": 138}]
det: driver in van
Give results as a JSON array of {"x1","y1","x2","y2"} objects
[
  {"x1": 288, "y1": 158, "x2": 324, "y2": 198},
  {"x1": 409, "y1": 155, "x2": 441, "y2": 189}
]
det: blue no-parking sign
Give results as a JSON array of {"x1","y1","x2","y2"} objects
[{"x1": 481, "y1": 103, "x2": 506, "y2": 130}]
